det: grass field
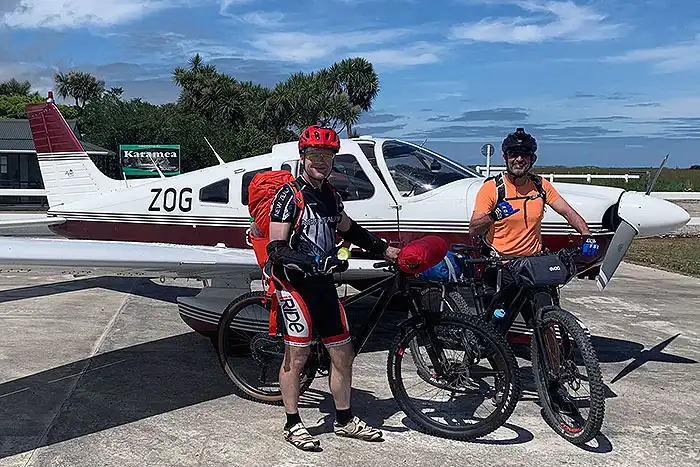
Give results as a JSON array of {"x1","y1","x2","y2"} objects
[
  {"x1": 626, "y1": 236, "x2": 700, "y2": 278},
  {"x1": 531, "y1": 166, "x2": 700, "y2": 192}
]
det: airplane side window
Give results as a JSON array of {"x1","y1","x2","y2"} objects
[
  {"x1": 241, "y1": 167, "x2": 271, "y2": 205},
  {"x1": 327, "y1": 153, "x2": 375, "y2": 201},
  {"x1": 200, "y1": 178, "x2": 230, "y2": 203},
  {"x1": 281, "y1": 160, "x2": 298, "y2": 175}
]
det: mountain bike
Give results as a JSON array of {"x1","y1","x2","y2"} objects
[
  {"x1": 215, "y1": 256, "x2": 522, "y2": 441},
  {"x1": 425, "y1": 243, "x2": 606, "y2": 445}
]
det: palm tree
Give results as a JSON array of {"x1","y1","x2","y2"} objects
[
  {"x1": 172, "y1": 54, "x2": 243, "y2": 125},
  {"x1": 328, "y1": 57, "x2": 380, "y2": 137},
  {"x1": 0, "y1": 78, "x2": 32, "y2": 96},
  {"x1": 54, "y1": 71, "x2": 105, "y2": 112}
]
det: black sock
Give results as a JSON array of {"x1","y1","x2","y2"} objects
[
  {"x1": 285, "y1": 412, "x2": 302, "y2": 429},
  {"x1": 336, "y1": 407, "x2": 353, "y2": 425}
]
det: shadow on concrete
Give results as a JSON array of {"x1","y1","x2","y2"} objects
[
  {"x1": 509, "y1": 330, "x2": 697, "y2": 392},
  {"x1": 302, "y1": 386, "x2": 535, "y2": 446},
  {"x1": 0, "y1": 332, "x2": 230, "y2": 459},
  {"x1": 575, "y1": 432, "x2": 614, "y2": 454},
  {"x1": 592, "y1": 333, "x2": 698, "y2": 384},
  {"x1": 0, "y1": 276, "x2": 200, "y2": 305}
]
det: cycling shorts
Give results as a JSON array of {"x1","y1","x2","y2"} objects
[{"x1": 271, "y1": 270, "x2": 351, "y2": 348}]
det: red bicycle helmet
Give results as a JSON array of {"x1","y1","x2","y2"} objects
[{"x1": 298, "y1": 125, "x2": 340, "y2": 154}]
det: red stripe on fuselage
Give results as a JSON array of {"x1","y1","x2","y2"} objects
[{"x1": 49, "y1": 219, "x2": 612, "y2": 259}]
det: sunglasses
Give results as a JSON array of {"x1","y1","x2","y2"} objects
[
  {"x1": 505, "y1": 152, "x2": 534, "y2": 159},
  {"x1": 304, "y1": 150, "x2": 335, "y2": 162}
]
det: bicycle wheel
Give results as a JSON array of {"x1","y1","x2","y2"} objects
[
  {"x1": 216, "y1": 291, "x2": 317, "y2": 405},
  {"x1": 530, "y1": 306, "x2": 605, "y2": 444},
  {"x1": 410, "y1": 284, "x2": 478, "y2": 372},
  {"x1": 387, "y1": 311, "x2": 521, "y2": 441}
]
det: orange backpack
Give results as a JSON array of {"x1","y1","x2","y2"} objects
[
  {"x1": 247, "y1": 170, "x2": 304, "y2": 269},
  {"x1": 247, "y1": 170, "x2": 306, "y2": 337}
]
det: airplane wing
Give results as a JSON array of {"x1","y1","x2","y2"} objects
[
  {"x1": 0, "y1": 213, "x2": 66, "y2": 229},
  {"x1": 0, "y1": 237, "x2": 387, "y2": 280}
]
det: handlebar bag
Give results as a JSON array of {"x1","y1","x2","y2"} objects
[{"x1": 506, "y1": 251, "x2": 577, "y2": 287}]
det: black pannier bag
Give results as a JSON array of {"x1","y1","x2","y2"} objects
[{"x1": 506, "y1": 250, "x2": 577, "y2": 288}]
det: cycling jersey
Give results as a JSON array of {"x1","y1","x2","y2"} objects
[
  {"x1": 473, "y1": 175, "x2": 562, "y2": 256},
  {"x1": 267, "y1": 176, "x2": 350, "y2": 348},
  {"x1": 270, "y1": 177, "x2": 344, "y2": 259}
]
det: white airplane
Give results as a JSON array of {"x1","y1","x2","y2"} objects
[{"x1": 0, "y1": 94, "x2": 690, "y2": 342}]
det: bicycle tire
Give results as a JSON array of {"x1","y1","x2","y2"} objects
[
  {"x1": 387, "y1": 311, "x2": 521, "y2": 441},
  {"x1": 530, "y1": 307, "x2": 605, "y2": 444},
  {"x1": 410, "y1": 285, "x2": 477, "y2": 371},
  {"x1": 216, "y1": 291, "x2": 317, "y2": 405},
  {"x1": 419, "y1": 285, "x2": 476, "y2": 316}
]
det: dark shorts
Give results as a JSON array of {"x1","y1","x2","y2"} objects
[{"x1": 270, "y1": 269, "x2": 350, "y2": 348}]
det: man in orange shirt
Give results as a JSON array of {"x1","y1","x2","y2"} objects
[{"x1": 469, "y1": 128, "x2": 599, "y2": 332}]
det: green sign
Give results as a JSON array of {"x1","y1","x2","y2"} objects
[{"x1": 119, "y1": 144, "x2": 181, "y2": 176}]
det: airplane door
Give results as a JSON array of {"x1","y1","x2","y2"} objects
[{"x1": 328, "y1": 139, "x2": 401, "y2": 246}]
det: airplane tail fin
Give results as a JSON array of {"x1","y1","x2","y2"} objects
[{"x1": 25, "y1": 93, "x2": 122, "y2": 209}]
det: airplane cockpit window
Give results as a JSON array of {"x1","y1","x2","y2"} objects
[
  {"x1": 382, "y1": 140, "x2": 479, "y2": 197},
  {"x1": 241, "y1": 167, "x2": 271, "y2": 205},
  {"x1": 327, "y1": 153, "x2": 375, "y2": 201},
  {"x1": 200, "y1": 178, "x2": 230, "y2": 203}
]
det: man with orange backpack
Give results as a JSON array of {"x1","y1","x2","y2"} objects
[{"x1": 263, "y1": 125, "x2": 400, "y2": 451}]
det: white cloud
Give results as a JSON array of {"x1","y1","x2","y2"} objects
[
  {"x1": 450, "y1": 0, "x2": 622, "y2": 43},
  {"x1": 248, "y1": 29, "x2": 413, "y2": 62},
  {"x1": 349, "y1": 42, "x2": 444, "y2": 69},
  {"x1": 604, "y1": 34, "x2": 700, "y2": 73},
  {"x1": 219, "y1": 0, "x2": 255, "y2": 16},
  {"x1": 238, "y1": 11, "x2": 284, "y2": 27},
  {"x1": 0, "y1": 0, "x2": 197, "y2": 29}
]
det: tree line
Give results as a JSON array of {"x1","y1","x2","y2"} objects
[{"x1": 0, "y1": 54, "x2": 380, "y2": 174}]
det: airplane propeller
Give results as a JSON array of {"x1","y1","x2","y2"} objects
[{"x1": 595, "y1": 154, "x2": 669, "y2": 291}]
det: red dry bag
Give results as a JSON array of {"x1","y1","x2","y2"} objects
[{"x1": 397, "y1": 235, "x2": 449, "y2": 275}]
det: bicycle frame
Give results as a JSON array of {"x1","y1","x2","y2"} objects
[{"x1": 291, "y1": 264, "x2": 453, "y2": 379}]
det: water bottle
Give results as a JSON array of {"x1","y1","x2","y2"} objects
[{"x1": 490, "y1": 307, "x2": 506, "y2": 327}]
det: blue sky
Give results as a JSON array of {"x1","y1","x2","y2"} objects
[{"x1": 1, "y1": 0, "x2": 699, "y2": 168}]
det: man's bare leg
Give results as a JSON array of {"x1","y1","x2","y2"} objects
[
  {"x1": 327, "y1": 343, "x2": 383, "y2": 441},
  {"x1": 280, "y1": 344, "x2": 311, "y2": 414},
  {"x1": 279, "y1": 344, "x2": 319, "y2": 450},
  {"x1": 327, "y1": 342, "x2": 354, "y2": 410}
]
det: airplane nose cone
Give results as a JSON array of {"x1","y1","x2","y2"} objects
[{"x1": 617, "y1": 192, "x2": 691, "y2": 237}]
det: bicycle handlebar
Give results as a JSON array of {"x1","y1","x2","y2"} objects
[
  {"x1": 460, "y1": 246, "x2": 582, "y2": 265},
  {"x1": 370, "y1": 245, "x2": 583, "y2": 273}
]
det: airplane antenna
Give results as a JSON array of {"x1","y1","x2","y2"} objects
[
  {"x1": 145, "y1": 152, "x2": 166, "y2": 178},
  {"x1": 204, "y1": 137, "x2": 225, "y2": 165},
  {"x1": 420, "y1": 138, "x2": 428, "y2": 147}
]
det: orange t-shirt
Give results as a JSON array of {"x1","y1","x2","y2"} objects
[{"x1": 472, "y1": 175, "x2": 561, "y2": 256}]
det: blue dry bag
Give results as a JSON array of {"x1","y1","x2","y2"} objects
[{"x1": 418, "y1": 251, "x2": 462, "y2": 282}]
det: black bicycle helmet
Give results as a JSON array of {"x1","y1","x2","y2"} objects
[{"x1": 501, "y1": 127, "x2": 537, "y2": 155}]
